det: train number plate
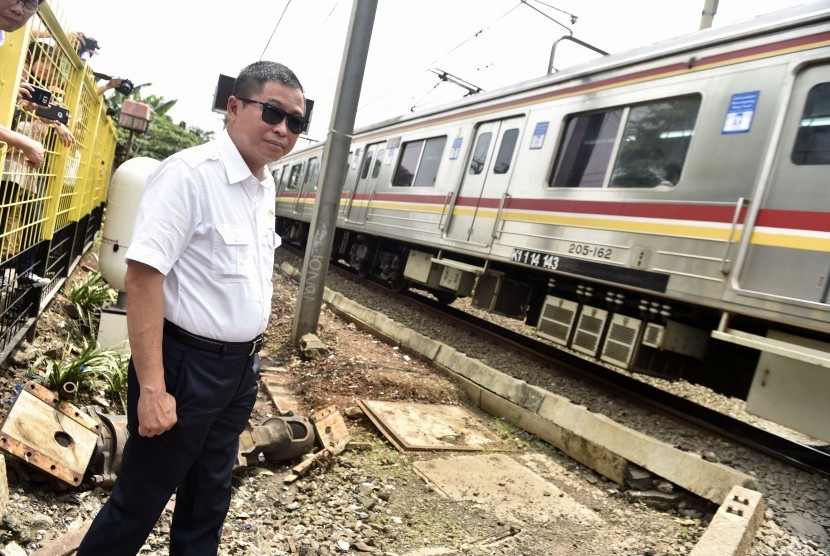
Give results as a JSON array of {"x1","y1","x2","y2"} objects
[{"x1": 511, "y1": 248, "x2": 562, "y2": 270}]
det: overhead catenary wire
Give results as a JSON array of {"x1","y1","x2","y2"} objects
[
  {"x1": 358, "y1": 2, "x2": 522, "y2": 115},
  {"x1": 259, "y1": 0, "x2": 294, "y2": 61}
]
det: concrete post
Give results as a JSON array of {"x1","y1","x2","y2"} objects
[{"x1": 291, "y1": 0, "x2": 378, "y2": 343}]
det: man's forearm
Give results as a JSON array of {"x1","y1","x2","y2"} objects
[{"x1": 125, "y1": 262, "x2": 166, "y2": 392}]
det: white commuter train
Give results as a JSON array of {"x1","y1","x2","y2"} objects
[{"x1": 273, "y1": 3, "x2": 830, "y2": 444}]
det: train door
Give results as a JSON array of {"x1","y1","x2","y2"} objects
[
  {"x1": 445, "y1": 117, "x2": 523, "y2": 245},
  {"x1": 280, "y1": 162, "x2": 304, "y2": 214},
  {"x1": 299, "y1": 156, "x2": 321, "y2": 219},
  {"x1": 345, "y1": 143, "x2": 384, "y2": 224},
  {"x1": 736, "y1": 64, "x2": 830, "y2": 303}
]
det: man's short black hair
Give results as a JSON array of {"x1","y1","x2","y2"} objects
[{"x1": 232, "y1": 61, "x2": 304, "y2": 102}]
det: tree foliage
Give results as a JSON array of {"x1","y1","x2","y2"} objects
[{"x1": 103, "y1": 88, "x2": 216, "y2": 166}]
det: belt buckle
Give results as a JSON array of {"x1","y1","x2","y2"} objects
[{"x1": 249, "y1": 336, "x2": 263, "y2": 356}]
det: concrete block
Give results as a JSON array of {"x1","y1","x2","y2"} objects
[
  {"x1": 432, "y1": 343, "x2": 458, "y2": 370},
  {"x1": 691, "y1": 485, "x2": 764, "y2": 556},
  {"x1": 479, "y1": 388, "x2": 628, "y2": 484},
  {"x1": 537, "y1": 394, "x2": 756, "y2": 504},
  {"x1": 398, "y1": 329, "x2": 443, "y2": 360}
]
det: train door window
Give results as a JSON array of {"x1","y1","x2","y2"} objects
[
  {"x1": 287, "y1": 163, "x2": 304, "y2": 189},
  {"x1": 610, "y1": 95, "x2": 701, "y2": 187},
  {"x1": 272, "y1": 166, "x2": 284, "y2": 186},
  {"x1": 493, "y1": 128, "x2": 519, "y2": 174},
  {"x1": 304, "y1": 156, "x2": 321, "y2": 189},
  {"x1": 280, "y1": 165, "x2": 291, "y2": 189},
  {"x1": 360, "y1": 153, "x2": 373, "y2": 179},
  {"x1": 392, "y1": 136, "x2": 447, "y2": 187},
  {"x1": 372, "y1": 150, "x2": 384, "y2": 178},
  {"x1": 792, "y1": 82, "x2": 830, "y2": 165},
  {"x1": 469, "y1": 132, "x2": 492, "y2": 175},
  {"x1": 550, "y1": 110, "x2": 622, "y2": 187}
]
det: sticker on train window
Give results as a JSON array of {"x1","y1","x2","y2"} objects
[
  {"x1": 449, "y1": 137, "x2": 463, "y2": 160},
  {"x1": 530, "y1": 121, "x2": 549, "y2": 149},
  {"x1": 722, "y1": 91, "x2": 759, "y2": 134}
]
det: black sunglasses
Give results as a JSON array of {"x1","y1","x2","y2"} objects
[{"x1": 235, "y1": 97, "x2": 308, "y2": 135}]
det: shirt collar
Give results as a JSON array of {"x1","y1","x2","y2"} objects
[{"x1": 216, "y1": 129, "x2": 272, "y2": 188}]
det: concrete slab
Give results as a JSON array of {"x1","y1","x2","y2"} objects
[
  {"x1": 358, "y1": 400, "x2": 509, "y2": 452},
  {"x1": 413, "y1": 453, "x2": 603, "y2": 526},
  {"x1": 690, "y1": 485, "x2": 764, "y2": 556},
  {"x1": 537, "y1": 392, "x2": 756, "y2": 504},
  {"x1": 260, "y1": 367, "x2": 302, "y2": 416}
]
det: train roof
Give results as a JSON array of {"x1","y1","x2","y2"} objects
[{"x1": 283, "y1": 1, "x2": 830, "y2": 159}]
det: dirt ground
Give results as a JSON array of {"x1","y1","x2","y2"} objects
[{"x1": 0, "y1": 252, "x2": 707, "y2": 555}]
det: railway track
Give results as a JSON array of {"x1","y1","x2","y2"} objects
[
  {"x1": 403, "y1": 287, "x2": 830, "y2": 478},
  {"x1": 287, "y1": 246, "x2": 830, "y2": 478}
]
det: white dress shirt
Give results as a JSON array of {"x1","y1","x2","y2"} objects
[{"x1": 125, "y1": 130, "x2": 280, "y2": 342}]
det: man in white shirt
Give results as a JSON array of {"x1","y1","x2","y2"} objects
[{"x1": 77, "y1": 60, "x2": 309, "y2": 556}]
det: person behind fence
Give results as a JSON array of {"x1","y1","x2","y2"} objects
[
  {"x1": 76, "y1": 60, "x2": 309, "y2": 556},
  {"x1": 0, "y1": 0, "x2": 46, "y2": 170},
  {"x1": 2, "y1": 39, "x2": 74, "y2": 288},
  {"x1": 1, "y1": 39, "x2": 75, "y2": 288}
]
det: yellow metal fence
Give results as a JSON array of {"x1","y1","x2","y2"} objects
[{"x1": 0, "y1": 1, "x2": 116, "y2": 357}]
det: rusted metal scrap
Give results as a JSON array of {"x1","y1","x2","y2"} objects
[
  {"x1": 0, "y1": 381, "x2": 100, "y2": 487},
  {"x1": 237, "y1": 415, "x2": 315, "y2": 468}
]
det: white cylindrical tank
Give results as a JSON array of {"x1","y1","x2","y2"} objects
[{"x1": 99, "y1": 157, "x2": 160, "y2": 293}]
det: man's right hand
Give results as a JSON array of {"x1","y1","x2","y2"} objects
[
  {"x1": 137, "y1": 387, "x2": 177, "y2": 437},
  {"x1": 21, "y1": 135, "x2": 45, "y2": 168}
]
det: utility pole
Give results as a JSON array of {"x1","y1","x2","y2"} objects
[
  {"x1": 699, "y1": 0, "x2": 719, "y2": 29},
  {"x1": 291, "y1": 0, "x2": 378, "y2": 343}
]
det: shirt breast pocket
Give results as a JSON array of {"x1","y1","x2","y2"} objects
[{"x1": 211, "y1": 223, "x2": 253, "y2": 282}]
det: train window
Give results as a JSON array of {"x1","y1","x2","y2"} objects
[
  {"x1": 414, "y1": 137, "x2": 446, "y2": 187},
  {"x1": 493, "y1": 128, "x2": 519, "y2": 174},
  {"x1": 304, "y1": 157, "x2": 320, "y2": 188},
  {"x1": 280, "y1": 165, "x2": 291, "y2": 189},
  {"x1": 287, "y1": 163, "x2": 303, "y2": 189},
  {"x1": 372, "y1": 150, "x2": 384, "y2": 178},
  {"x1": 272, "y1": 166, "x2": 284, "y2": 186},
  {"x1": 469, "y1": 132, "x2": 492, "y2": 175},
  {"x1": 550, "y1": 95, "x2": 700, "y2": 188},
  {"x1": 550, "y1": 110, "x2": 621, "y2": 187},
  {"x1": 610, "y1": 96, "x2": 700, "y2": 187},
  {"x1": 360, "y1": 157, "x2": 372, "y2": 179},
  {"x1": 392, "y1": 136, "x2": 447, "y2": 187},
  {"x1": 792, "y1": 82, "x2": 830, "y2": 165}
]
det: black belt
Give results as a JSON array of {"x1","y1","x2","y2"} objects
[{"x1": 163, "y1": 320, "x2": 263, "y2": 356}]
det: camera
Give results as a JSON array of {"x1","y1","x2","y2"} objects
[
  {"x1": 35, "y1": 103, "x2": 70, "y2": 126},
  {"x1": 116, "y1": 79, "x2": 134, "y2": 95},
  {"x1": 22, "y1": 84, "x2": 52, "y2": 107}
]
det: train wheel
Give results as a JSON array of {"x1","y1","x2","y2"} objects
[
  {"x1": 387, "y1": 276, "x2": 410, "y2": 293},
  {"x1": 434, "y1": 291, "x2": 457, "y2": 304}
]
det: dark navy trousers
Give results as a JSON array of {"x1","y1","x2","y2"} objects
[{"x1": 77, "y1": 332, "x2": 260, "y2": 556}]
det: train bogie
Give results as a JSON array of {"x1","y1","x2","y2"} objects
[{"x1": 275, "y1": 3, "x2": 830, "y2": 443}]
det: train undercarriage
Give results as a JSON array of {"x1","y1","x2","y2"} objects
[{"x1": 278, "y1": 218, "x2": 765, "y2": 403}]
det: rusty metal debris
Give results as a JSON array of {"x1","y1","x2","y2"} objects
[
  {"x1": 0, "y1": 381, "x2": 100, "y2": 486},
  {"x1": 283, "y1": 405, "x2": 350, "y2": 483},
  {"x1": 237, "y1": 415, "x2": 315, "y2": 468},
  {"x1": 1, "y1": 380, "x2": 324, "y2": 489}
]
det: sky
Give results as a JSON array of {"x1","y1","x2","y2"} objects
[{"x1": 51, "y1": 0, "x2": 819, "y2": 145}]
